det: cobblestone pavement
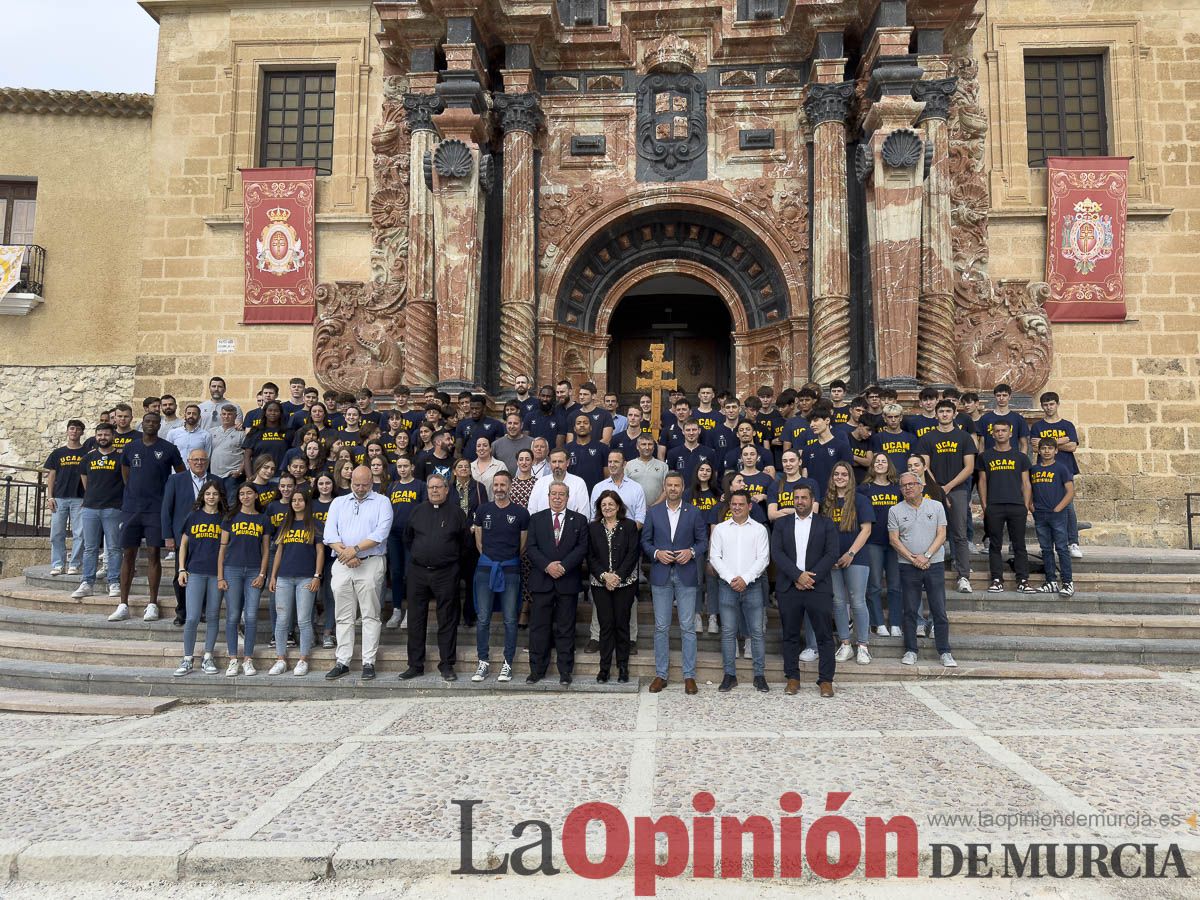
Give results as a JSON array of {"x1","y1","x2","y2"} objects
[{"x1": 1, "y1": 675, "x2": 1199, "y2": 896}]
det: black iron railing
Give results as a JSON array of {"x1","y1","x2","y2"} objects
[
  {"x1": 0, "y1": 466, "x2": 48, "y2": 537},
  {"x1": 10, "y1": 244, "x2": 45, "y2": 296}
]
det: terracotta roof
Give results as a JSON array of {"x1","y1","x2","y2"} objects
[{"x1": 0, "y1": 87, "x2": 153, "y2": 118}]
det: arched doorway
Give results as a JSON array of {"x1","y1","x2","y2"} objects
[{"x1": 606, "y1": 273, "x2": 733, "y2": 404}]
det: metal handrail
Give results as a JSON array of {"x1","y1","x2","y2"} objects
[
  {"x1": 0, "y1": 464, "x2": 48, "y2": 537},
  {"x1": 7, "y1": 244, "x2": 45, "y2": 296}
]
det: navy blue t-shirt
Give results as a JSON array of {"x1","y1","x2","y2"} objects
[
  {"x1": 182, "y1": 510, "x2": 223, "y2": 576},
  {"x1": 579, "y1": 406, "x2": 614, "y2": 437},
  {"x1": 521, "y1": 410, "x2": 560, "y2": 446},
  {"x1": 610, "y1": 429, "x2": 647, "y2": 463},
  {"x1": 702, "y1": 422, "x2": 739, "y2": 456},
  {"x1": 782, "y1": 416, "x2": 812, "y2": 451},
  {"x1": 861, "y1": 481, "x2": 902, "y2": 545},
  {"x1": 245, "y1": 427, "x2": 291, "y2": 469},
  {"x1": 979, "y1": 447, "x2": 1030, "y2": 505},
  {"x1": 979, "y1": 410, "x2": 1030, "y2": 450},
  {"x1": 265, "y1": 499, "x2": 290, "y2": 534},
  {"x1": 388, "y1": 478, "x2": 428, "y2": 533},
  {"x1": 802, "y1": 437, "x2": 853, "y2": 499},
  {"x1": 473, "y1": 501, "x2": 530, "y2": 561},
  {"x1": 252, "y1": 480, "x2": 279, "y2": 512},
  {"x1": 276, "y1": 523, "x2": 319, "y2": 578},
  {"x1": 690, "y1": 406, "x2": 720, "y2": 434},
  {"x1": 686, "y1": 487, "x2": 720, "y2": 525},
  {"x1": 1030, "y1": 419, "x2": 1080, "y2": 475},
  {"x1": 740, "y1": 471, "x2": 775, "y2": 506},
  {"x1": 1030, "y1": 461, "x2": 1073, "y2": 513},
  {"x1": 45, "y1": 446, "x2": 86, "y2": 498},
  {"x1": 456, "y1": 416, "x2": 505, "y2": 461},
  {"x1": 223, "y1": 511, "x2": 268, "y2": 570},
  {"x1": 121, "y1": 439, "x2": 183, "y2": 513},
  {"x1": 82, "y1": 449, "x2": 125, "y2": 510},
  {"x1": 826, "y1": 492, "x2": 875, "y2": 561},
  {"x1": 666, "y1": 443, "x2": 718, "y2": 486},
  {"x1": 871, "y1": 430, "x2": 918, "y2": 476},
  {"x1": 902, "y1": 414, "x2": 939, "y2": 441},
  {"x1": 565, "y1": 439, "x2": 611, "y2": 491},
  {"x1": 771, "y1": 476, "x2": 820, "y2": 514}
]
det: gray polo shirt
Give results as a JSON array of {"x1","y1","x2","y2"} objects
[
  {"x1": 207, "y1": 425, "x2": 245, "y2": 478},
  {"x1": 491, "y1": 434, "x2": 533, "y2": 475},
  {"x1": 887, "y1": 497, "x2": 947, "y2": 565},
  {"x1": 625, "y1": 457, "x2": 669, "y2": 507}
]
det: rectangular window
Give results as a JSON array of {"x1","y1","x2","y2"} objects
[
  {"x1": 0, "y1": 180, "x2": 36, "y2": 244},
  {"x1": 738, "y1": 0, "x2": 781, "y2": 19},
  {"x1": 258, "y1": 69, "x2": 336, "y2": 176},
  {"x1": 1024, "y1": 54, "x2": 1108, "y2": 167},
  {"x1": 558, "y1": 0, "x2": 607, "y2": 26}
]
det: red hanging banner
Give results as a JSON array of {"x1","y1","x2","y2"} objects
[
  {"x1": 241, "y1": 166, "x2": 316, "y2": 324},
  {"x1": 1043, "y1": 156, "x2": 1130, "y2": 323}
]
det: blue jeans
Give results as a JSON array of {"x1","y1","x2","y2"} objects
[
  {"x1": 472, "y1": 566, "x2": 521, "y2": 664},
  {"x1": 696, "y1": 551, "x2": 721, "y2": 617},
  {"x1": 719, "y1": 578, "x2": 765, "y2": 676},
  {"x1": 866, "y1": 542, "x2": 901, "y2": 629},
  {"x1": 1066, "y1": 500, "x2": 1080, "y2": 545},
  {"x1": 224, "y1": 565, "x2": 262, "y2": 657},
  {"x1": 388, "y1": 532, "x2": 409, "y2": 613},
  {"x1": 900, "y1": 562, "x2": 951, "y2": 655},
  {"x1": 51, "y1": 497, "x2": 84, "y2": 570},
  {"x1": 274, "y1": 576, "x2": 316, "y2": 657},
  {"x1": 831, "y1": 563, "x2": 871, "y2": 645},
  {"x1": 651, "y1": 570, "x2": 698, "y2": 679},
  {"x1": 183, "y1": 573, "x2": 221, "y2": 657},
  {"x1": 1034, "y1": 510, "x2": 1073, "y2": 583},
  {"x1": 81, "y1": 507, "x2": 122, "y2": 586}
]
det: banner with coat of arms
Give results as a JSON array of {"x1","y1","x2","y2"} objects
[
  {"x1": 0, "y1": 246, "x2": 25, "y2": 299},
  {"x1": 242, "y1": 166, "x2": 316, "y2": 324},
  {"x1": 1044, "y1": 156, "x2": 1130, "y2": 322}
]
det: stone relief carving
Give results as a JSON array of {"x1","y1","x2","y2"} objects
[
  {"x1": 881, "y1": 128, "x2": 923, "y2": 169},
  {"x1": 494, "y1": 92, "x2": 545, "y2": 134},
  {"x1": 636, "y1": 72, "x2": 707, "y2": 182},
  {"x1": 948, "y1": 57, "x2": 1052, "y2": 393},
  {"x1": 539, "y1": 181, "x2": 604, "y2": 257}
]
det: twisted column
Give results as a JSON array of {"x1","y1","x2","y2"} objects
[
  {"x1": 403, "y1": 93, "x2": 443, "y2": 386},
  {"x1": 914, "y1": 78, "x2": 958, "y2": 387},
  {"x1": 495, "y1": 92, "x2": 543, "y2": 388},
  {"x1": 804, "y1": 81, "x2": 855, "y2": 386}
]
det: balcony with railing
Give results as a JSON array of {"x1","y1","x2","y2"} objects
[{"x1": 0, "y1": 244, "x2": 46, "y2": 315}]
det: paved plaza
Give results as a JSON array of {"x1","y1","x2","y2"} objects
[{"x1": 1, "y1": 676, "x2": 1199, "y2": 896}]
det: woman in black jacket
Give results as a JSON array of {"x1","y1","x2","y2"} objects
[{"x1": 587, "y1": 489, "x2": 641, "y2": 683}]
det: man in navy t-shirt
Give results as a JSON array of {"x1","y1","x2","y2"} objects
[
  {"x1": 801, "y1": 410, "x2": 852, "y2": 499},
  {"x1": 564, "y1": 414, "x2": 611, "y2": 493},
  {"x1": 470, "y1": 471, "x2": 530, "y2": 682},
  {"x1": 1029, "y1": 390, "x2": 1082, "y2": 556},
  {"x1": 1029, "y1": 437, "x2": 1076, "y2": 595},
  {"x1": 455, "y1": 395, "x2": 504, "y2": 461},
  {"x1": 110, "y1": 413, "x2": 183, "y2": 624}
]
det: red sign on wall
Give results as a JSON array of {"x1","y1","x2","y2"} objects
[
  {"x1": 242, "y1": 166, "x2": 316, "y2": 324},
  {"x1": 1044, "y1": 157, "x2": 1130, "y2": 323}
]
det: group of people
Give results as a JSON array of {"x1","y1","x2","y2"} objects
[{"x1": 42, "y1": 372, "x2": 1083, "y2": 696}]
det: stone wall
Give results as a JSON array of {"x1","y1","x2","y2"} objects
[
  {"x1": 976, "y1": 2, "x2": 1200, "y2": 547},
  {"x1": 0, "y1": 365, "x2": 134, "y2": 469}
]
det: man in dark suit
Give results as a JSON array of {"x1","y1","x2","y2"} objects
[
  {"x1": 524, "y1": 481, "x2": 589, "y2": 684},
  {"x1": 641, "y1": 471, "x2": 709, "y2": 694},
  {"x1": 770, "y1": 482, "x2": 840, "y2": 697},
  {"x1": 160, "y1": 448, "x2": 220, "y2": 626}
]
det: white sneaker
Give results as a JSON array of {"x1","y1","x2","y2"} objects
[
  {"x1": 107, "y1": 603, "x2": 130, "y2": 622},
  {"x1": 957, "y1": 576, "x2": 973, "y2": 594},
  {"x1": 1060, "y1": 581, "x2": 1076, "y2": 598},
  {"x1": 164, "y1": 551, "x2": 175, "y2": 561},
  {"x1": 399, "y1": 612, "x2": 407, "y2": 630},
  {"x1": 108, "y1": 583, "x2": 121, "y2": 598},
  {"x1": 268, "y1": 659, "x2": 288, "y2": 676},
  {"x1": 225, "y1": 659, "x2": 240, "y2": 677},
  {"x1": 856, "y1": 645, "x2": 871, "y2": 665},
  {"x1": 874, "y1": 625, "x2": 889, "y2": 637},
  {"x1": 693, "y1": 613, "x2": 703, "y2": 633},
  {"x1": 707, "y1": 616, "x2": 719, "y2": 634},
  {"x1": 242, "y1": 659, "x2": 256, "y2": 676},
  {"x1": 201, "y1": 654, "x2": 218, "y2": 675},
  {"x1": 66, "y1": 566, "x2": 80, "y2": 576},
  {"x1": 1069, "y1": 543, "x2": 1083, "y2": 559},
  {"x1": 173, "y1": 657, "x2": 193, "y2": 677},
  {"x1": 71, "y1": 582, "x2": 93, "y2": 599},
  {"x1": 49, "y1": 566, "x2": 63, "y2": 576},
  {"x1": 799, "y1": 648, "x2": 817, "y2": 663},
  {"x1": 472, "y1": 660, "x2": 490, "y2": 682},
  {"x1": 742, "y1": 638, "x2": 752, "y2": 659},
  {"x1": 890, "y1": 626, "x2": 902, "y2": 638},
  {"x1": 940, "y1": 652, "x2": 958, "y2": 668},
  {"x1": 143, "y1": 603, "x2": 160, "y2": 622},
  {"x1": 901, "y1": 651, "x2": 918, "y2": 666},
  {"x1": 294, "y1": 660, "x2": 309, "y2": 676},
  {"x1": 385, "y1": 609, "x2": 403, "y2": 629},
  {"x1": 834, "y1": 643, "x2": 854, "y2": 662},
  {"x1": 497, "y1": 662, "x2": 513, "y2": 682},
  {"x1": 96, "y1": 565, "x2": 107, "y2": 579}
]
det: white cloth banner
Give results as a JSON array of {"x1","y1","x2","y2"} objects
[{"x1": 0, "y1": 246, "x2": 25, "y2": 298}]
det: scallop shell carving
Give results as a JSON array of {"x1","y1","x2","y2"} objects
[
  {"x1": 854, "y1": 143, "x2": 874, "y2": 183},
  {"x1": 881, "y1": 128, "x2": 923, "y2": 169},
  {"x1": 432, "y1": 138, "x2": 474, "y2": 179}
]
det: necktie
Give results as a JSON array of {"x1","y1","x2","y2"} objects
[{"x1": 553, "y1": 513, "x2": 561, "y2": 546}]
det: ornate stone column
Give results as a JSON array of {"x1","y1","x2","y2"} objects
[
  {"x1": 913, "y1": 77, "x2": 957, "y2": 387},
  {"x1": 403, "y1": 93, "x2": 443, "y2": 387},
  {"x1": 804, "y1": 80, "x2": 855, "y2": 387},
  {"x1": 860, "y1": 54, "x2": 927, "y2": 386},
  {"x1": 494, "y1": 90, "x2": 543, "y2": 389}
]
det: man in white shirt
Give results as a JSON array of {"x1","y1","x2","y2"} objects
[
  {"x1": 527, "y1": 447, "x2": 590, "y2": 518},
  {"x1": 166, "y1": 403, "x2": 213, "y2": 460},
  {"x1": 709, "y1": 490, "x2": 771, "y2": 692},
  {"x1": 586, "y1": 450, "x2": 647, "y2": 654},
  {"x1": 530, "y1": 437, "x2": 552, "y2": 480}
]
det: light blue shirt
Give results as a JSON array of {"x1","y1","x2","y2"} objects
[
  {"x1": 590, "y1": 475, "x2": 647, "y2": 525},
  {"x1": 166, "y1": 425, "x2": 214, "y2": 461},
  {"x1": 323, "y1": 490, "x2": 393, "y2": 557},
  {"x1": 612, "y1": 413, "x2": 629, "y2": 435}
]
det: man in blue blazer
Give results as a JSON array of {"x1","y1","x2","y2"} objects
[
  {"x1": 641, "y1": 471, "x2": 708, "y2": 694},
  {"x1": 770, "y1": 481, "x2": 840, "y2": 697},
  {"x1": 524, "y1": 481, "x2": 589, "y2": 684},
  {"x1": 160, "y1": 448, "x2": 220, "y2": 626}
]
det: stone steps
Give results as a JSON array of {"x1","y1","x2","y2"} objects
[{"x1": 0, "y1": 687, "x2": 177, "y2": 716}]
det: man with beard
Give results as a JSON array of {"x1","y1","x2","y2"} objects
[
  {"x1": 166, "y1": 403, "x2": 213, "y2": 460},
  {"x1": 522, "y1": 385, "x2": 561, "y2": 447},
  {"x1": 72, "y1": 423, "x2": 125, "y2": 600}
]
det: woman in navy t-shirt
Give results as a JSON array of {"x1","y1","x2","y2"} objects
[
  {"x1": 174, "y1": 482, "x2": 227, "y2": 676},
  {"x1": 824, "y1": 461, "x2": 875, "y2": 665},
  {"x1": 310, "y1": 473, "x2": 336, "y2": 649},
  {"x1": 268, "y1": 491, "x2": 323, "y2": 677},
  {"x1": 218, "y1": 483, "x2": 270, "y2": 677},
  {"x1": 861, "y1": 453, "x2": 903, "y2": 636}
]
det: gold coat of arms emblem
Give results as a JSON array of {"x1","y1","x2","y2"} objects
[{"x1": 255, "y1": 206, "x2": 306, "y2": 274}]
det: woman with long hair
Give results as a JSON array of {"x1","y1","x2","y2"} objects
[
  {"x1": 310, "y1": 473, "x2": 337, "y2": 649},
  {"x1": 268, "y1": 491, "x2": 323, "y2": 676},
  {"x1": 173, "y1": 482, "x2": 227, "y2": 676},
  {"x1": 242, "y1": 399, "x2": 289, "y2": 473},
  {"x1": 507, "y1": 449, "x2": 538, "y2": 628},
  {"x1": 863, "y1": 453, "x2": 903, "y2": 637},
  {"x1": 451, "y1": 456, "x2": 487, "y2": 627},
  {"x1": 333, "y1": 458, "x2": 354, "y2": 495},
  {"x1": 302, "y1": 438, "x2": 328, "y2": 481},
  {"x1": 688, "y1": 460, "x2": 720, "y2": 634},
  {"x1": 289, "y1": 425, "x2": 320, "y2": 454},
  {"x1": 823, "y1": 461, "x2": 875, "y2": 665},
  {"x1": 414, "y1": 421, "x2": 435, "y2": 455},
  {"x1": 217, "y1": 482, "x2": 269, "y2": 677},
  {"x1": 368, "y1": 454, "x2": 392, "y2": 494},
  {"x1": 588, "y1": 489, "x2": 640, "y2": 683},
  {"x1": 285, "y1": 454, "x2": 311, "y2": 498},
  {"x1": 248, "y1": 454, "x2": 278, "y2": 511},
  {"x1": 307, "y1": 402, "x2": 332, "y2": 443},
  {"x1": 391, "y1": 428, "x2": 412, "y2": 462},
  {"x1": 471, "y1": 436, "x2": 508, "y2": 501}
]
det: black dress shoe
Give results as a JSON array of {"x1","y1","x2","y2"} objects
[
  {"x1": 718, "y1": 674, "x2": 738, "y2": 693},
  {"x1": 617, "y1": 669, "x2": 629, "y2": 683},
  {"x1": 628, "y1": 642, "x2": 638, "y2": 655},
  {"x1": 584, "y1": 639, "x2": 599, "y2": 653},
  {"x1": 441, "y1": 670, "x2": 458, "y2": 682},
  {"x1": 362, "y1": 664, "x2": 376, "y2": 681},
  {"x1": 325, "y1": 663, "x2": 350, "y2": 681},
  {"x1": 753, "y1": 675, "x2": 770, "y2": 693},
  {"x1": 173, "y1": 614, "x2": 184, "y2": 626},
  {"x1": 596, "y1": 671, "x2": 609, "y2": 684},
  {"x1": 560, "y1": 674, "x2": 572, "y2": 685},
  {"x1": 525, "y1": 673, "x2": 542, "y2": 684},
  {"x1": 397, "y1": 667, "x2": 423, "y2": 680}
]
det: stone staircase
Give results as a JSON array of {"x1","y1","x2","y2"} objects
[{"x1": 0, "y1": 544, "x2": 1195, "y2": 699}]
